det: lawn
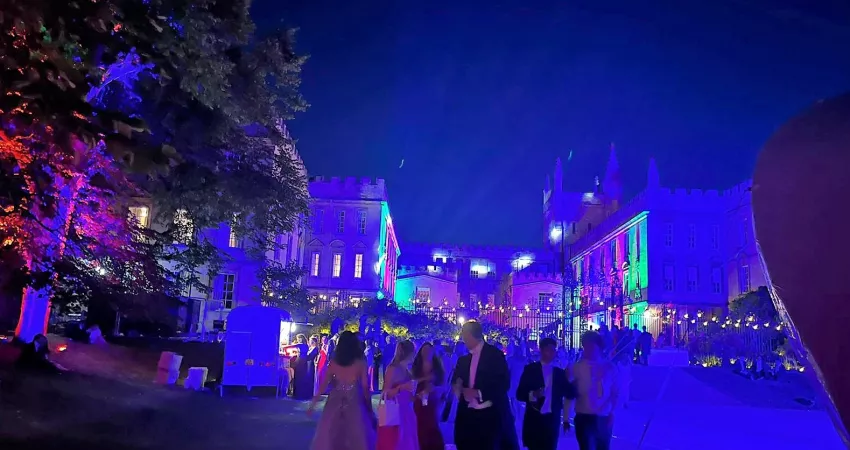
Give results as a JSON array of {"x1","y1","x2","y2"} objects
[{"x1": 0, "y1": 336, "x2": 319, "y2": 450}]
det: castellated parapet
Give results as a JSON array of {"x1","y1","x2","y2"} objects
[
  {"x1": 401, "y1": 242, "x2": 542, "y2": 260},
  {"x1": 511, "y1": 270, "x2": 563, "y2": 285},
  {"x1": 397, "y1": 263, "x2": 459, "y2": 282},
  {"x1": 307, "y1": 176, "x2": 388, "y2": 201}
]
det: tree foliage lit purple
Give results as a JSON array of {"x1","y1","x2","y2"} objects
[{"x1": 0, "y1": 0, "x2": 310, "y2": 339}]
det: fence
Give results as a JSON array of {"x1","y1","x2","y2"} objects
[{"x1": 308, "y1": 295, "x2": 789, "y2": 363}]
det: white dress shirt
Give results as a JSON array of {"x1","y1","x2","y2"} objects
[
  {"x1": 529, "y1": 361, "x2": 555, "y2": 414},
  {"x1": 572, "y1": 358, "x2": 618, "y2": 416},
  {"x1": 469, "y1": 341, "x2": 484, "y2": 388},
  {"x1": 466, "y1": 341, "x2": 491, "y2": 409}
]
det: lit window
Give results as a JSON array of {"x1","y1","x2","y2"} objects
[
  {"x1": 636, "y1": 225, "x2": 642, "y2": 258},
  {"x1": 688, "y1": 224, "x2": 696, "y2": 249},
  {"x1": 611, "y1": 241, "x2": 617, "y2": 264},
  {"x1": 664, "y1": 223, "x2": 673, "y2": 247},
  {"x1": 711, "y1": 267, "x2": 722, "y2": 294},
  {"x1": 173, "y1": 209, "x2": 193, "y2": 244},
  {"x1": 687, "y1": 267, "x2": 698, "y2": 292},
  {"x1": 711, "y1": 225, "x2": 719, "y2": 249},
  {"x1": 740, "y1": 265, "x2": 751, "y2": 293},
  {"x1": 336, "y1": 211, "x2": 345, "y2": 234},
  {"x1": 415, "y1": 287, "x2": 431, "y2": 304},
  {"x1": 215, "y1": 274, "x2": 236, "y2": 309},
  {"x1": 332, "y1": 253, "x2": 342, "y2": 278},
  {"x1": 129, "y1": 206, "x2": 150, "y2": 228},
  {"x1": 537, "y1": 293, "x2": 550, "y2": 310},
  {"x1": 311, "y1": 252, "x2": 320, "y2": 277},
  {"x1": 354, "y1": 253, "x2": 363, "y2": 279},
  {"x1": 663, "y1": 264, "x2": 674, "y2": 292},
  {"x1": 357, "y1": 211, "x2": 367, "y2": 235}
]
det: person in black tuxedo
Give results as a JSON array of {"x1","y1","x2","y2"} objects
[
  {"x1": 516, "y1": 338, "x2": 577, "y2": 450},
  {"x1": 452, "y1": 320, "x2": 518, "y2": 450}
]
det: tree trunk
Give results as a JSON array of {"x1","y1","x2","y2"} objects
[{"x1": 15, "y1": 174, "x2": 84, "y2": 342}]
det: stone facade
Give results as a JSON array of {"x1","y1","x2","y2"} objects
[
  {"x1": 301, "y1": 177, "x2": 400, "y2": 307},
  {"x1": 543, "y1": 148, "x2": 768, "y2": 342},
  {"x1": 392, "y1": 145, "x2": 768, "y2": 344}
]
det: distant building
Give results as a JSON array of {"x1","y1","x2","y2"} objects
[
  {"x1": 396, "y1": 243, "x2": 552, "y2": 312},
  {"x1": 541, "y1": 146, "x2": 767, "y2": 345},
  {"x1": 302, "y1": 176, "x2": 400, "y2": 309}
]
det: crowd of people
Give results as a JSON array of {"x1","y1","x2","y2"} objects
[{"x1": 302, "y1": 319, "x2": 649, "y2": 450}]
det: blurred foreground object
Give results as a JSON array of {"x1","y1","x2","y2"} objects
[{"x1": 753, "y1": 93, "x2": 850, "y2": 445}]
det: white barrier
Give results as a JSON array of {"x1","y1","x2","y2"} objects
[
  {"x1": 154, "y1": 351, "x2": 183, "y2": 385},
  {"x1": 184, "y1": 367, "x2": 209, "y2": 391}
]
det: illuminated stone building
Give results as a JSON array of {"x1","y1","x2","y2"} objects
[
  {"x1": 544, "y1": 146, "x2": 766, "y2": 342},
  {"x1": 395, "y1": 243, "x2": 550, "y2": 311},
  {"x1": 301, "y1": 177, "x2": 400, "y2": 309}
]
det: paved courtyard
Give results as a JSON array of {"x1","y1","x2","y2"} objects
[{"x1": 0, "y1": 341, "x2": 845, "y2": 449}]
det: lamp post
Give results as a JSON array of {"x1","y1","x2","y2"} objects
[{"x1": 550, "y1": 221, "x2": 568, "y2": 349}]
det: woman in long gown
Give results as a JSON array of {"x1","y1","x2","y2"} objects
[
  {"x1": 293, "y1": 334, "x2": 312, "y2": 399},
  {"x1": 315, "y1": 335, "x2": 330, "y2": 395},
  {"x1": 412, "y1": 342, "x2": 445, "y2": 450},
  {"x1": 377, "y1": 340, "x2": 419, "y2": 450},
  {"x1": 309, "y1": 331, "x2": 377, "y2": 450},
  {"x1": 306, "y1": 335, "x2": 320, "y2": 396}
]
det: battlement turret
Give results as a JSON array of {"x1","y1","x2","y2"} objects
[{"x1": 307, "y1": 176, "x2": 388, "y2": 201}]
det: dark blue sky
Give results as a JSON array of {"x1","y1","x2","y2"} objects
[{"x1": 253, "y1": 1, "x2": 850, "y2": 247}]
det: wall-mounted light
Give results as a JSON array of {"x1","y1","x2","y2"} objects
[
  {"x1": 512, "y1": 255, "x2": 534, "y2": 270},
  {"x1": 549, "y1": 226, "x2": 563, "y2": 242}
]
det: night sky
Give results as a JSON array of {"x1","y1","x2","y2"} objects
[{"x1": 253, "y1": 1, "x2": 850, "y2": 247}]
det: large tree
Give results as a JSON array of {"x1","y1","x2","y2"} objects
[{"x1": 0, "y1": 0, "x2": 309, "y2": 341}]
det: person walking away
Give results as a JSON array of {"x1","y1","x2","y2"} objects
[
  {"x1": 451, "y1": 320, "x2": 518, "y2": 450},
  {"x1": 611, "y1": 330, "x2": 633, "y2": 410},
  {"x1": 364, "y1": 338, "x2": 376, "y2": 393},
  {"x1": 293, "y1": 334, "x2": 313, "y2": 399},
  {"x1": 373, "y1": 340, "x2": 383, "y2": 390},
  {"x1": 507, "y1": 341, "x2": 527, "y2": 422},
  {"x1": 630, "y1": 324, "x2": 641, "y2": 362},
  {"x1": 638, "y1": 326, "x2": 653, "y2": 365},
  {"x1": 412, "y1": 342, "x2": 446, "y2": 450},
  {"x1": 571, "y1": 331, "x2": 619, "y2": 450},
  {"x1": 516, "y1": 338, "x2": 577, "y2": 450},
  {"x1": 308, "y1": 331, "x2": 376, "y2": 450},
  {"x1": 383, "y1": 335, "x2": 396, "y2": 377},
  {"x1": 378, "y1": 340, "x2": 419, "y2": 450}
]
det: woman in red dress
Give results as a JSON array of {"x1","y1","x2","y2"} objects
[
  {"x1": 411, "y1": 342, "x2": 446, "y2": 450},
  {"x1": 314, "y1": 335, "x2": 329, "y2": 395}
]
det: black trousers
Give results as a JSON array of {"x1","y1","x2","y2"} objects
[
  {"x1": 524, "y1": 412, "x2": 559, "y2": 450},
  {"x1": 574, "y1": 413, "x2": 612, "y2": 450}
]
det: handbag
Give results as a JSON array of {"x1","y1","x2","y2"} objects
[{"x1": 377, "y1": 394, "x2": 401, "y2": 427}]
